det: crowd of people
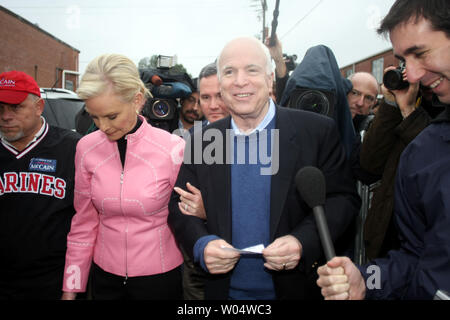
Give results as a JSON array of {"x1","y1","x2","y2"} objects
[{"x1": 0, "y1": 0, "x2": 449, "y2": 300}]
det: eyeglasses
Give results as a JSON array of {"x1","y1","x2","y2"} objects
[{"x1": 350, "y1": 89, "x2": 376, "y2": 106}]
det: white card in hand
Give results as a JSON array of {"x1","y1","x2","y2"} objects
[{"x1": 221, "y1": 244, "x2": 265, "y2": 255}]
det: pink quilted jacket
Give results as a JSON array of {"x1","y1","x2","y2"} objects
[{"x1": 63, "y1": 118, "x2": 185, "y2": 292}]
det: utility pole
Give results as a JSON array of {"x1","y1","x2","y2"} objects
[
  {"x1": 261, "y1": 0, "x2": 267, "y2": 42},
  {"x1": 250, "y1": 0, "x2": 268, "y2": 41}
]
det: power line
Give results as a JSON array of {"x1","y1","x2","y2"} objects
[{"x1": 280, "y1": 0, "x2": 323, "y2": 40}]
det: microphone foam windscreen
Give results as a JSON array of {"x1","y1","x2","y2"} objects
[
  {"x1": 151, "y1": 75, "x2": 163, "y2": 86},
  {"x1": 295, "y1": 166, "x2": 326, "y2": 208}
]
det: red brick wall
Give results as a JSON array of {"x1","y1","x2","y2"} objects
[
  {"x1": 340, "y1": 49, "x2": 401, "y2": 83},
  {"x1": 0, "y1": 7, "x2": 79, "y2": 90}
]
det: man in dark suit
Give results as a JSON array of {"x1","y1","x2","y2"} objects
[{"x1": 168, "y1": 37, "x2": 360, "y2": 300}]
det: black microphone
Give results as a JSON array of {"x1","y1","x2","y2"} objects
[{"x1": 295, "y1": 166, "x2": 336, "y2": 261}]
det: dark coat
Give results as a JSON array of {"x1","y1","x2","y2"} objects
[
  {"x1": 168, "y1": 105, "x2": 360, "y2": 299},
  {"x1": 360, "y1": 101, "x2": 432, "y2": 260}
]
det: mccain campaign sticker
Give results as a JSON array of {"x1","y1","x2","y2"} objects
[{"x1": 29, "y1": 158, "x2": 57, "y2": 173}]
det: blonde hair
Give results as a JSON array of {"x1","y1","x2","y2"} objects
[{"x1": 77, "y1": 53, "x2": 151, "y2": 102}]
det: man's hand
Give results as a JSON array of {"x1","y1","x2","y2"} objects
[
  {"x1": 264, "y1": 33, "x2": 287, "y2": 78},
  {"x1": 204, "y1": 239, "x2": 240, "y2": 274},
  {"x1": 316, "y1": 256, "x2": 366, "y2": 300},
  {"x1": 262, "y1": 235, "x2": 302, "y2": 271}
]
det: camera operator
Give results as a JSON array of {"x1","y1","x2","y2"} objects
[
  {"x1": 278, "y1": 44, "x2": 356, "y2": 160},
  {"x1": 360, "y1": 65, "x2": 444, "y2": 261},
  {"x1": 178, "y1": 84, "x2": 202, "y2": 133}
]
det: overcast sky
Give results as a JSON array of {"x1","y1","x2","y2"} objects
[{"x1": 2, "y1": 0, "x2": 396, "y2": 77}]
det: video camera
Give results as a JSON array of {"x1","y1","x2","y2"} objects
[
  {"x1": 279, "y1": 45, "x2": 356, "y2": 159},
  {"x1": 139, "y1": 55, "x2": 196, "y2": 133},
  {"x1": 280, "y1": 46, "x2": 336, "y2": 118}
]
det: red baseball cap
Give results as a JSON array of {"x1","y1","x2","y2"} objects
[{"x1": 0, "y1": 71, "x2": 41, "y2": 104}]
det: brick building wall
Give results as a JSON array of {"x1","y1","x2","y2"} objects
[
  {"x1": 0, "y1": 6, "x2": 80, "y2": 90},
  {"x1": 340, "y1": 48, "x2": 400, "y2": 84}
]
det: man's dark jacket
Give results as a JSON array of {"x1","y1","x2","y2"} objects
[
  {"x1": 361, "y1": 105, "x2": 450, "y2": 299},
  {"x1": 168, "y1": 105, "x2": 360, "y2": 299}
]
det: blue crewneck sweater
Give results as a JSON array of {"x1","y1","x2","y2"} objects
[
  {"x1": 228, "y1": 116, "x2": 276, "y2": 300},
  {"x1": 193, "y1": 101, "x2": 277, "y2": 299}
]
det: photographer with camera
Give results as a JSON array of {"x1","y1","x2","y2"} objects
[
  {"x1": 359, "y1": 66, "x2": 434, "y2": 262},
  {"x1": 317, "y1": 0, "x2": 450, "y2": 300}
]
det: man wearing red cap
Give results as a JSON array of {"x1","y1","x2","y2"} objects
[{"x1": 0, "y1": 71, "x2": 80, "y2": 299}]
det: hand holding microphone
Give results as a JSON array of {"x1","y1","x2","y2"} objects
[{"x1": 297, "y1": 166, "x2": 366, "y2": 300}]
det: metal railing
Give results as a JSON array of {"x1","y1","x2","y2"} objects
[
  {"x1": 353, "y1": 127, "x2": 380, "y2": 265},
  {"x1": 354, "y1": 180, "x2": 379, "y2": 265}
]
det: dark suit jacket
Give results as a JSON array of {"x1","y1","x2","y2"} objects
[{"x1": 168, "y1": 105, "x2": 360, "y2": 299}]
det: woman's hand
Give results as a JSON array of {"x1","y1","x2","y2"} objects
[{"x1": 174, "y1": 182, "x2": 206, "y2": 220}]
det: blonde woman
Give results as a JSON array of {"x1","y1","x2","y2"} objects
[{"x1": 61, "y1": 54, "x2": 185, "y2": 300}]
